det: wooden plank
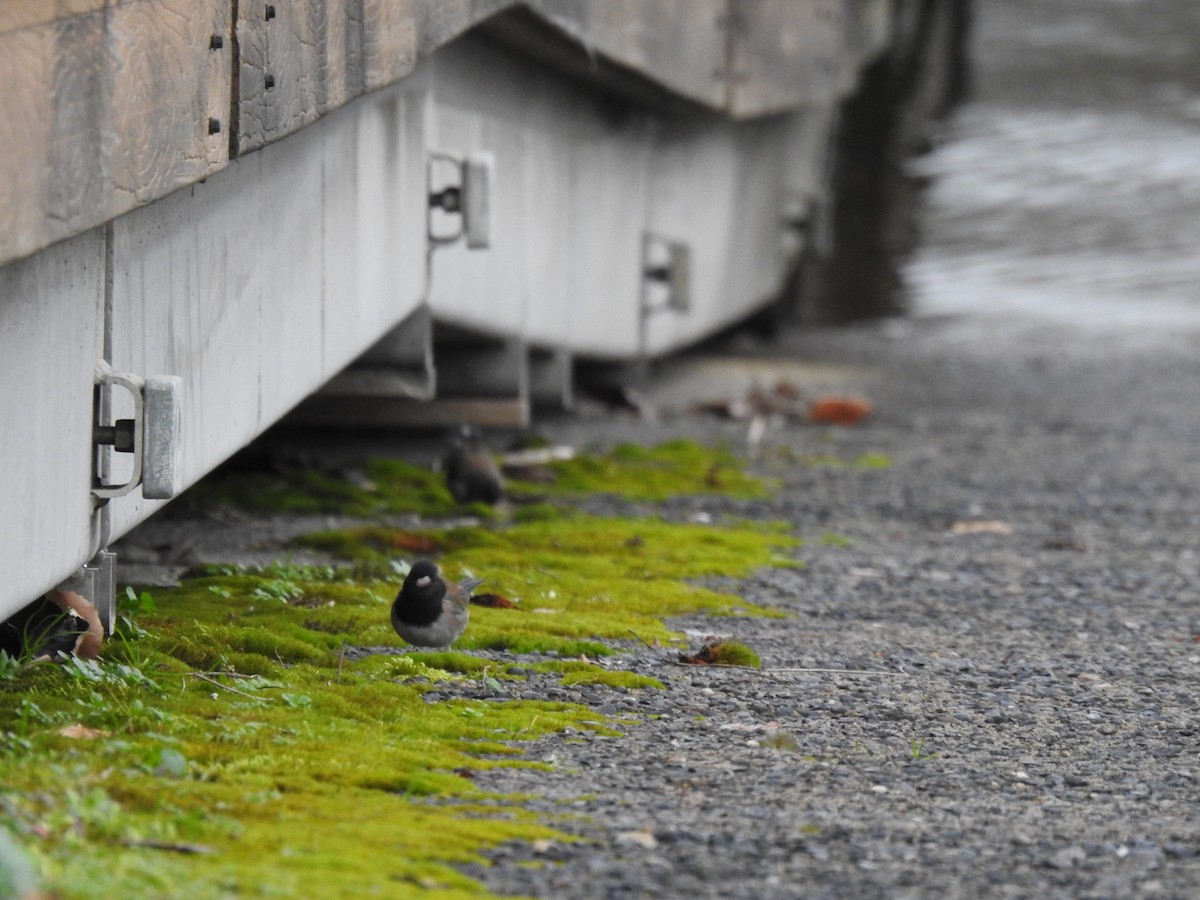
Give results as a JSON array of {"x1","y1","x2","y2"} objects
[
  {"x1": 0, "y1": 1, "x2": 110, "y2": 36},
  {"x1": 235, "y1": 0, "x2": 423, "y2": 154},
  {"x1": 0, "y1": 0, "x2": 231, "y2": 268}
]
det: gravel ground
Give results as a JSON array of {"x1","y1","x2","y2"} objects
[
  {"x1": 459, "y1": 314, "x2": 1200, "y2": 899},
  {"x1": 118, "y1": 310, "x2": 1200, "y2": 898}
]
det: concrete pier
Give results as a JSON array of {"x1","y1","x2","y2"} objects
[{"x1": 0, "y1": 1, "x2": 965, "y2": 620}]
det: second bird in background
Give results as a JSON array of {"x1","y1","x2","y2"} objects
[{"x1": 443, "y1": 425, "x2": 504, "y2": 505}]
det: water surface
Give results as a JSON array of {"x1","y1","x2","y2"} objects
[{"x1": 907, "y1": 0, "x2": 1200, "y2": 332}]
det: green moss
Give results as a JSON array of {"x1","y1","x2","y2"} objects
[
  {"x1": 1, "y1": 437, "x2": 802, "y2": 897},
  {"x1": 705, "y1": 640, "x2": 762, "y2": 668},
  {"x1": 773, "y1": 447, "x2": 893, "y2": 470},
  {"x1": 510, "y1": 439, "x2": 772, "y2": 501},
  {"x1": 299, "y1": 514, "x2": 796, "y2": 657},
  {"x1": 185, "y1": 439, "x2": 773, "y2": 520},
  {"x1": 819, "y1": 533, "x2": 853, "y2": 547},
  {"x1": 183, "y1": 457, "x2": 462, "y2": 518}
]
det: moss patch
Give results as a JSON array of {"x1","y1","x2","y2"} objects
[
  {"x1": 1, "y1": 438, "x2": 800, "y2": 897},
  {"x1": 511, "y1": 439, "x2": 773, "y2": 501},
  {"x1": 182, "y1": 457, "x2": 464, "y2": 518},
  {"x1": 0, "y1": 582, "x2": 607, "y2": 898},
  {"x1": 299, "y1": 514, "x2": 796, "y2": 655},
  {"x1": 183, "y1": 440, "x2": 773, "y2": 519}
]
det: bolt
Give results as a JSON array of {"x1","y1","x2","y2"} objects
[
  {"x1": 208, "y1": 118, "x2": 221, "y2": 135},
  {"x1": 209, "y1": 34, "x2": 224, "y2": 50},
  {"x1": 265, "y1": 74, "x2": 276, "y2": 90},
  {"x1": 265, "y1": 4, "x2": 276, "y2": 20}
]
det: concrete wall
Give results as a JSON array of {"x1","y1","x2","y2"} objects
[{"x1": 0, "y1": 1, "x2": 896, "y2": 619}]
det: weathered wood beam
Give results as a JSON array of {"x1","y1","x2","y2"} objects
[
  {"x1": 0, "y1": 1, "x2": 891, "y2": 269},
  {"x1": 0, "y1": 0, "x2": 230, "y2": 267}
]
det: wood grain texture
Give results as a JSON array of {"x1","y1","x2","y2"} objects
[
  {"x1": 0, "y1": 1, "x2": 879, "y2": 265},
  {"x1": 0, "y1": 0, "x2": 231, "y2": 268},
  {"x1": 236, "y1": 0, "x2": 422, "y2": 153}
]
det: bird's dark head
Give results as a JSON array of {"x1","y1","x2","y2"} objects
[
  {"x1": 395, "y1": 559, "x2": 447, "y2": 626},
  {"x1": 403, "y1": 560, "x2": 442, "y2": 596}
]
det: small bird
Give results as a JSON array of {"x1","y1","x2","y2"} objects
[
  {"x1": 391, "y1": 560, "x2": 482, "y2": 649},
  {"x1": 443, "y1": 426, "x2": 504, "y2": 505}
]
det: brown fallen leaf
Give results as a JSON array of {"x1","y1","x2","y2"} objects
[
  {"x1": 1043, "y1": 537, "x2": 1085, "y2": 551},
  {"x1": 809, "y1": 396, "x2": 873, "y2": 426},
  {"x1": 46, "y1": 589, "x2": 103, "y2": 659},
  {"x1": 951, "y1": 520, "x2": 1014, "y2": 536},
  {"x1": 391, "y1": 533, "x2": 440, "y2": 554},
  {"x1": 57, "y1": 724, "x2": 109, "y2": 740},
  {"x1": 469, "y1": 593, "x2": 516, "y2": 609}
]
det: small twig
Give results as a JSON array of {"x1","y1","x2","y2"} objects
[
  {"x1": 761, "y1": 667, "x2": 910, "y2": 677},
  {"x1": 627, "y1": 629, "x2": 658, "y2": 651},
  {"x1": 189, "y1": 672, "x2": 268, "y2": 701},
  {"x1": 671, "y1": 663, "x2": 908, "y2": 677},
  {"x1": 194, "y1": 670, "x2": 257, "y2": 680},
  {"x1": 118, "y1": 839, "x2": 215, "y2": 855}
]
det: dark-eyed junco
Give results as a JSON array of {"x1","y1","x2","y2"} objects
[
  {"x1": 391, "y1": 560, "x2": 483, "y2": 649},
  {"x1": 444, "y1": 426, "x2": 504, "y2": 505}
]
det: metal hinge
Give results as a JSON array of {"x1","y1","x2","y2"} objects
[
  {"x1": 92, "y1": 361, "x2": 183, "y2": 502},
  {"x1": 428, "y1": 151, "x2": 494, "y2": 250}
]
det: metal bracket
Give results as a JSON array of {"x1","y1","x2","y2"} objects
[
  {"x1": 93, "y1": 361, "x2": 183, "y2": 501},
  {"x1": 427, "y1": 151, "x2": 494, "y2": 249},
  {"x1": 641, "y1": 233, "x2": 692, "y2": 315},
  {"x1": 780, "y1": 193, "x2": 817, "y2": 263}
]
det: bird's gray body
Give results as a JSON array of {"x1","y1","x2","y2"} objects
[
  {"x1": 391, "y1": 560, "x2": 483, "y2": 649},
  {"x1": 444, "y1": 427, "x2": 504, "y2": 504}
]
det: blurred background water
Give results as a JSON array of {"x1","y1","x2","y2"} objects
[{"x1": 906, "y1": 0, "x2": 1200, "y2": 330}]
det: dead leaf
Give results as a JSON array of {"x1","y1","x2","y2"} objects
[
  {"x1": 57, "y1": 723, "x2": 109, "y2": 740},
  {"x1": 614, "y1": 829, "x2": 658, "y2": 850},
  {"x1": 809, "y1": 396, "x2": 873, "y2": 426},
  {"x1": 47, "y1": 589, "x2": 103, "y2": 659},
  {"x1": 1043, "y1": 537, "x2": 1085, "y2": 551},
  {"x1": 469, "y1": 593, "x2": 516, "y2": 609},
  {"x1": 390, "y1": 533, "x2": 440, "y2": 554},
  {"x1": 951, "y1": 520, "x2": 1013, "y2": 536}
]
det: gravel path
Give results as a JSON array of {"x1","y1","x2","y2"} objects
[
  {"x1": 117, "y1": 311, "x2": 1200, "y2": 898},
  {"x1": 448, "y1": 314, "x2": 1200, "y2": 899}
]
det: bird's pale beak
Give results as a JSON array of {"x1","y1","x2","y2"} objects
[{"x1": 416, "y1": 576, "x2": 432, "y2": 587}]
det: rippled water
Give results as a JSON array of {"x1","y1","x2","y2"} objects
[{"x1": 906, "y1": 0, "x2": 1200, "y2": 329}]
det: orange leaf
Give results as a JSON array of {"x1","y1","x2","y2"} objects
[
  {"x1": 808, "y1": 396, "x2": 873, "y2": 426},
  {"x1": 58, "y1": 723, "x2": 109, "y2": 740}
]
